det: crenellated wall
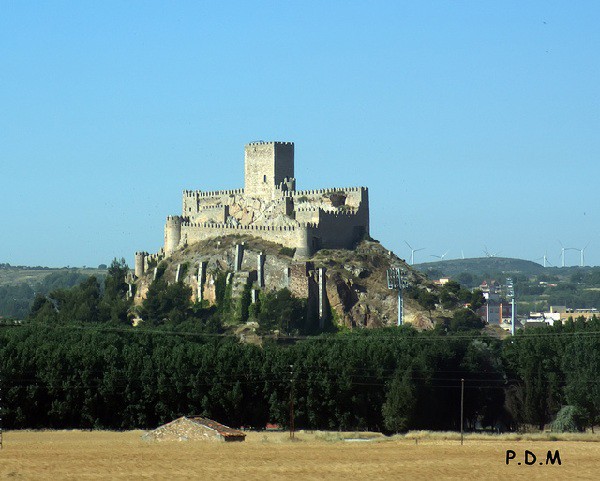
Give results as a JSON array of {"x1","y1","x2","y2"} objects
[
  {"x1": 182, "y1": 189, "x2": 243, "y2": 215},
  {"x1": 312, "y1": 205, "x2": 369, "y2": 250},
  {"x1": 141, "y1": 142, "x2": 370, "y2": 263},
  {"x1": 163, "y1": 189, "x2": 369, "y2": 258},
  {"x1": 177, "y1": 221, "x2": 317, "y2": 255}
]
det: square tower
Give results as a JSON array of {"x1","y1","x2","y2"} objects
[{"x1": 244, "y1": 141, "x2": 294, "y2": 198}]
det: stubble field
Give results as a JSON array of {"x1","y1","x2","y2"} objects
[{"x1": 1, "y1": 430, "x2": 598, "y2": 480}]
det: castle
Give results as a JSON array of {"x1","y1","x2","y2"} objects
[{"x1": 135, "y1": 141, "x2": 369, "y2": 277}]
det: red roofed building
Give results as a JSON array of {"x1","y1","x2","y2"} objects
[{"x1": 143, "y1": 416, "x2": 246, "y2": 442}]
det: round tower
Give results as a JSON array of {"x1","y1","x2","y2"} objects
[
  {"x1": 295, "y1": 224, "x2": 311, "y2": 258},
  {"x1": 164, "y1": 216, "x2": 182, "y2": 256},
  {"x1": 134, "y1": 251, "x2": 147, "y2": 278}
]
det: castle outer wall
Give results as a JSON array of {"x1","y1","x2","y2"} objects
[{"x1": 142, "y1": 141, "x2": 370, "y2": 267}]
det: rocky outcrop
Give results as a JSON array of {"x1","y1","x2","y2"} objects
[{"x1": 133, "y1": 236, "x2": 441, "y2": 330}]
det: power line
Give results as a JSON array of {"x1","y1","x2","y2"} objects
[
  {"x1": 4, "y1": 372, "x2": 598, "y2": 389},
  {"x1": 3, "y1": 322, "x2": 600, "y2": 341}
]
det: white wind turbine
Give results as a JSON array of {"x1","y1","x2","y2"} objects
[
  {"x1": 577, "y1": 242, "x2": 590, "y2": 267},
  {"x1": 535, "y1": 251, "x2": 553, "y2": 268},
  {"x1": 405, "y1": 241, "x2": 425, "y2": 265},
  {"x1": 558, "y1": 241, "x2": 566, "y2": 267},
  {"x1": 483, "y1": 246, "x2": 501, "y2": 258},
  {"x1": 431, "y1": 251, "x2": 449, "y2": 261},
  {"x1": 558, "y1": 241, "x2": 579, "y2": 267},
  {"x1": 542, "y1": 251, "x2": 552, "y2": 267}
]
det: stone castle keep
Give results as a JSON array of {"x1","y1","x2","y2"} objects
[{"x1": 135, "y1": 141, "x2": 370, "y2": 276}]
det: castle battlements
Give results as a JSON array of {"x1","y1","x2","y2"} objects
[
  {"x1": 290, "y1": 186, "x2": 368, "y2": 196},
  {"x1": 181, "y1": 221, "x2": 301, "y2": 231},
  {"x1": 183, "y1": 188, "x2": 244, "y2": 198},
  {"x1": 139, "y1": 141, "x2": 370, "y2": 262},
  {"x1": 247, "y1": 141, "x2": 294, "y2": 146}
]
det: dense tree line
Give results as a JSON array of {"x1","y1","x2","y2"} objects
[
  {"x1": 0, "y1": 320, "x2": 598, "y2": 432},
  {"x1": 1, "y1": 261, "x2": 598, "y2": 433}
]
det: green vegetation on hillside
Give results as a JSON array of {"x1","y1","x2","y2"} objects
[
  {"x1": 1, "y1": 319, "x2": 598, "y2": 432},
  {"x1": 416, "y1": 258, "x2": 600, "y2": 313},
  {"x1": 0, "y1": 270, "x2": 100, "y2": 319},
  {"x1": 29, "y1": 259, "x2": 129, "y2": 325},
  {"x1": 5, "y1": 258, "x2": 598, "y2": 433}
]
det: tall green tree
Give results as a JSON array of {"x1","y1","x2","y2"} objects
[{"x1": 382, "y1": 366, "x2": 417, "y2": 433}]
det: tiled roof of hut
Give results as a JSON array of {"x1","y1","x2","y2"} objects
[{"x1": 187, "y1": 416, "x2": 246, "y2": 438}]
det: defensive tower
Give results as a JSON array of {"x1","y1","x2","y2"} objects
[
  {"x1": 145, "y1": 141, "x2": 369, "y2": 264},
  {"x1": 164, "y1": 216, "x2": 182, "y2": 255},
  {"x1": 134, "y1": 251, "x2": 147, "y2": 278},
  {"x1": 244, "y1": 141, "x2": 295, "y2": 198}
]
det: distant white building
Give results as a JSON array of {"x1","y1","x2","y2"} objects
[{"x1": 525, "y1": 311, "x2": 561, "y2": 326}]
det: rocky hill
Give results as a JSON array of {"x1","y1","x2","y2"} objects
[{"x1": 133, "y1": 235, "x2": 459, "y2": 330}]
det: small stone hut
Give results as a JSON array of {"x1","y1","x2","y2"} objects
[{"x1": 142, "y1": 416, "x2": 246, "y2": 442}]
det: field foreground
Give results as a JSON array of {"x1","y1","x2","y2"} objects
[{"x1": 1, "y1": 430, "x2": 599, "y2": 480}]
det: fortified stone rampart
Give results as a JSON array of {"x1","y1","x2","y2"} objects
[
  {"x1": 164, "y1": 216, "x2": 182, "y2": 256},
  {"x1": 178, "y1": 221, "x2": 317, "y2": 255},
  {"x1": 245, "y1": 142, "x2": 294, "y2": 198},
  {"x1": 137, "y1": 141, "x2": 370, "y2": 266},
  {"x1": 283, "y1": 186, "x2": 367, "y2": 197},
  {"x1": 134, "y1": 251, "x2": 147, "y2": 278},
  {"x1": 312, "y1": 206, "x2": 368, "y2": 250},
  {"x1": 183, "y1": 190, "x2": 242, "y2": 215},
  {"x1": 183, "y1": 188, "x2": 244, "y2": 198}
]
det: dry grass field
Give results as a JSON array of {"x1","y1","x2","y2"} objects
[{"x1": 1, "y1": 430, "x2": 599, "y2": 480}]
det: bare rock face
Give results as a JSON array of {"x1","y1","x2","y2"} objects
[
  {"x1": 203, "y1": 273, "x2": 217, "y2": 305},
  {"x1": 134, "y1": 283, "x2": 150, "y2": 305},
  {"x1": 349, "y1": 302, "x2": 370, "y2": 328},
  {"x1": 325, "y1": 272, "x2": 359, "y2": 325},
  {"x1": 404, "y1": 311, "x2": 435, "y2": 330}
]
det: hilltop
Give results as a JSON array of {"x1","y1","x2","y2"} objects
[
  {"x1": 132, "y1": 235, "x2": 467, "y2": 331},
  {"x1": 414, "y1": 257, "x2": 545, "y2": 284},
  {"x1": 129, "y1": 141, "x2": 481, "y2": 332}
]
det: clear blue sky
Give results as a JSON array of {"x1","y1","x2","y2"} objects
[{"x1": 2, "y1": 1, "x2": 599, "y2": 268}]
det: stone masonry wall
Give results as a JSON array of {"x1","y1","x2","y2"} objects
[
  {"x1": 179, "y1": 222, "x2": 313, "y2": 253},
  {"x1": 244, "y1": 142, "x2": 294, "y2": 198},
  {"x1": 149, "y1": 142, "x2": 370, "y2": 261}
]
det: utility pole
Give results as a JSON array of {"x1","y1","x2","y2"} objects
[
  {"x1": 289, "y1": 364, "x2": 295, "y2": 440},
  {"x1": 460, "y1": 378, "x2": 464, "y2": 446},
  {"x1": 506, "y1": 278, "x2": 516, "y2": 336},
  {"x1": 0, "y1": 369, "x2": 3, "y2": 449},
  {"x1": 387, "y1": 268, "x2": 408, "y2": 326}
]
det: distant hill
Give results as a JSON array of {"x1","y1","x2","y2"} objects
[
  {"x1": 0, "y1": 265, "x2": 108, "y2": 319},
  {"x1": 413, "y1": 257, "x2": 545, "y2": 285}
]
